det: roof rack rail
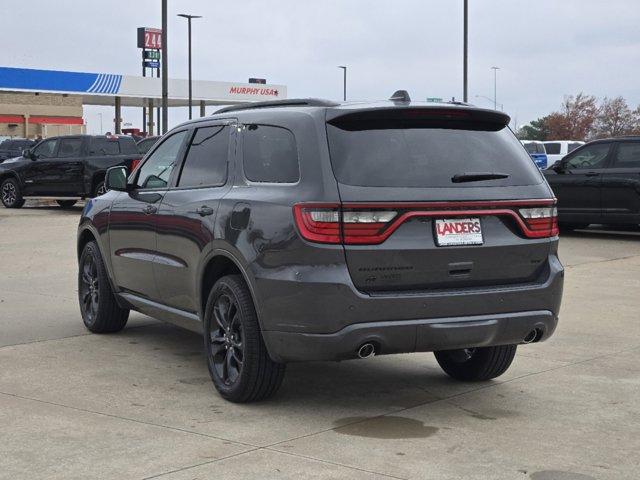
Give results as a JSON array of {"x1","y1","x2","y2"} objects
[{"x1": 215, "y1": 98, "x2": 340, "y2": 114}]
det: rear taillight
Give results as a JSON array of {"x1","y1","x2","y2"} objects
[
  {"x1": 519, "y1": 206, "x2": 559, "y2": 238},
  {"x1": 293, "y1": 204, "x2": 397, "y2": 244},
  {"x1": 294, "y1": 200, "x2": 559, "y2": 245},
  {"x1": 130, "y1": 158, "x2": 141, "y2": 172}
]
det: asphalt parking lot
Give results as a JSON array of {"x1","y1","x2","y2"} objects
[{"x1": 1, "y1": 202, "x2": 639, "y2": 480}]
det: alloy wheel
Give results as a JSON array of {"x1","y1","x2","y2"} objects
[
  {"x1": 79, "y1": 254, "x2": 99, "y2": 322},
  {"x1": 2, "y1": 182, "x2": 17, "y2": 206},
  {"x1": 208, "y1": 293, "x2": 244, "y2": 385}
]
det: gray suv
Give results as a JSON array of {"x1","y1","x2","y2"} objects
[{"x1": 77, "y1": 94, "x2": 564, "y2": 402}]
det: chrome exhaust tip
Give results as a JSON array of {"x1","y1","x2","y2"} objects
[
  {"x1": 523, "y1": 329, "x2": 539, "y2": 344},
  {"x1": 357, "y1": 343, "x2": 376, "y2": 359}
]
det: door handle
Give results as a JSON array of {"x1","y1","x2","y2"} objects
[
  {"x1": 585, "y1": 172, "x2": 599, "y2": 177},
  {"x1": 196, "y1": 206, "x2": 214, "y2": 217},
  {"x1": 143, "y1": 204, "x2": 157, "y2": 215}
]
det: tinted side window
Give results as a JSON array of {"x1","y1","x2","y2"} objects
[
  {"x1": 90, "y1": 138, "x2": 120, "y2": 156},
  {"x1": 544, "y1": 143, "x2": 561, "y2": 155},
  {"x1": 33, "y1": 139, "x2": 58, "y2": 158},
  {"x1": 568, "y1": 142, "x2": 582, "y2": 153},
  {"x1": 58, "y1": 138, "x2": 83, "y2": 157},
  {"x1": 612, "y1": 143, "x2": 640, "y2": 168},
  {"x1": 566, "y1": 143, "x2": 610, "y2": 170},
  {"x1": 243, "y1": 125, "x2": 299, "y2": 183},
  {"x1": 178, "y1": 126, "x2": 229, "y2": 188},
  {"x1": 135, "y1": 131, "x2": 188, "y2": 189}
]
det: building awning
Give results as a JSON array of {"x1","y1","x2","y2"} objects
[{"x1": 0, "y1": 66, "x2": 287, "y2": 107}]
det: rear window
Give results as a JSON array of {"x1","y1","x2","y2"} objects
[
  {"x1": 119, "y1": 136, "x2": 139, "y2": 154},
  {"x1": 90, "y1": 138, "x2": 120, "y2": 156},
  {"x1": 326, "y1": 120, "x2": 541, "y2": 188},
  {"x1": 544, "y1": 143, "x2": 561, "y2": 155}
]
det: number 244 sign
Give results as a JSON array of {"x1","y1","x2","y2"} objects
[{"x1": 137, "y1": 27, "x2": 162, "y2": 50}]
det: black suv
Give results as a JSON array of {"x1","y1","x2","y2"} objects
[
  {"x1": 77, "y1": 96, "x2": 564, "y2": 402},
  {"x1": 544, "y1": 137, "x2": 640, "y2": 229},
  {"x1": 0, "y1": 135, "x2": 142, "y2": 208}
]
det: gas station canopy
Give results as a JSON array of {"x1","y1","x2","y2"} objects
[{"x1": 0, "y1": 66, "x2": 287, "y2": 107}]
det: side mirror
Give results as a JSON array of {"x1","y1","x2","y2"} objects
[
  {"x1": 105, "y1": 166, "x2": 128, "y2": 192},
  {"x1": 22, "y1": 149, "x2": 34, "y2": 160},
  {"x1": 552, "y1": 161, "x2": 565, "y2": 173}
]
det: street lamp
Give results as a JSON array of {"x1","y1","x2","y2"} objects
[
  {"x1": 337, "y1": 66, "x2": 347, "y2": 102},
  {"x1": 178, "y1": 13, "x2": 202, "y2": 120},
  {"x1": 474, "y1": 94, "x2": 503, "y2": 111},
  {"x1": 463, "y1": 0, "x2": 468, "y2": 102},
  {"x1": 491, "y1": 66, "x2": 500, "y2": 110},
  {"x1": 161, "y1": 0, "x2": 168, "y2": 134}
]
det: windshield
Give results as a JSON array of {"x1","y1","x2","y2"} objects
[{"x1": 326, "y1": 121, "x2": 542, "y2": 188}]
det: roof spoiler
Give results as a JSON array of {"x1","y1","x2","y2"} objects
[{"x1": 327, "y1": 106, "x2": 511, "y2": 128}]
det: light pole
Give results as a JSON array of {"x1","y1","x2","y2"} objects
[
  {"x1": 178, "y1": 13, "x2": 202, "y2": 120},
  {"x1": 463, "y1": 0, "x2": 468, "y2": 102},
  {"x1": 474, "y1": 94, "x2": 503, "y2": 111},
  {"x1": 338, "y1": 66, "x2": 347, "y2": 101},
  {"x1": 161, "y1": 0, "x2": 168, "y2": 134},
  {"x1": 491, "y1": 66, "x2": 500, "y2": 110}
]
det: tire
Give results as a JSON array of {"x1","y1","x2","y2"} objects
[
  {"x1": 434, "y1": 345, "x2": 517, "y2": 382},
  {"x1": 56, "y1": 200, "x2": 77, "y2": 208},
  {"x1": 94, "y1": 181, "x2": 108, "y2": 198},
  {"x1": 203, "y1": 274, "x2": 285, "y2": 403},
  {"x1": 1, "y1": 177, "x2": 25, "y2": 208},
  {"x1": 78, "y1": 241, "x2": 129, "y2": 333}
]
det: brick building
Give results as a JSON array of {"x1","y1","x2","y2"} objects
[{"x1": 0, "y1": 91, "x2": 85, "y2": 138}]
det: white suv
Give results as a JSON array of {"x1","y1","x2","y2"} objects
[{"x1": 543, "y1": 140, "x2": 584, "y2": 166}]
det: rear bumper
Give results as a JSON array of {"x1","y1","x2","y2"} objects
[
  {"x1": 263, "y1": 310, "x2": 557, "y2": 362},
  {"x1": 256, "y1": 254, "x2": 563, "y2": 363}
]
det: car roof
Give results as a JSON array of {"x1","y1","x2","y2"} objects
[{"x1": 173, "y1": 97, "x2": 511, "y2": 129}]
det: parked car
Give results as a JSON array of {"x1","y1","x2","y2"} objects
[
  {"x1": 0, "y1": 138, "x2": 35, "y2": 163},
  {"x1": 543, "y1": 140, "x2": 584, "y2": 165},
  {"x1": 521, "y1": 140, "x2": 548, "y2": 169},
  {"x1": 136, "y1": 136, "x2": 160, "y2": 154},
  {"x1": 0, "y1": 134, "x2": 142, "y2": 209},
  {"x1": 544, "y1": 137, "x2": 640, "y2": 229},
  {"x1": 77, "y1": 95, "x2": 563, "y2": 403}
]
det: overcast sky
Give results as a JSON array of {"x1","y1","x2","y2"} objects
[{"x1": 2, "y1": 0, "x2": 639, "y2": 133}]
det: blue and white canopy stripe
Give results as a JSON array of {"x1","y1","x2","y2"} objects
[{"x1": 86, "y1": 73, "x2": 122, "y2": 94}]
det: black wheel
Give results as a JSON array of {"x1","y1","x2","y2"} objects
[
  {"x1": 56, "y1": 200, "x2": 77, "y2": 208},
  {"x1": 434, "y1": 345, "x2": 517, "y2": 381},
  {"x1": 204, "y1": 274, "x2": 285, "y2": 403},
  {"x1": 94, "y1": 181, "x2": 108, "y2": 197},
  {"x1": 1, "y1": 177, "x2": 25, "y2": 208},
  {"x1": 78, "y1": 241, "x2": 129, "y2": 333}
]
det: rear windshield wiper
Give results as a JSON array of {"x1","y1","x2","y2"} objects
[{"x1": 451, "y1": 172, "x2": 510, "y2": 183}]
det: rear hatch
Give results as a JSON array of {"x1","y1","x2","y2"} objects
[{"x1": 316, "y1": 107, "x2": 556, "y2": 292}]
